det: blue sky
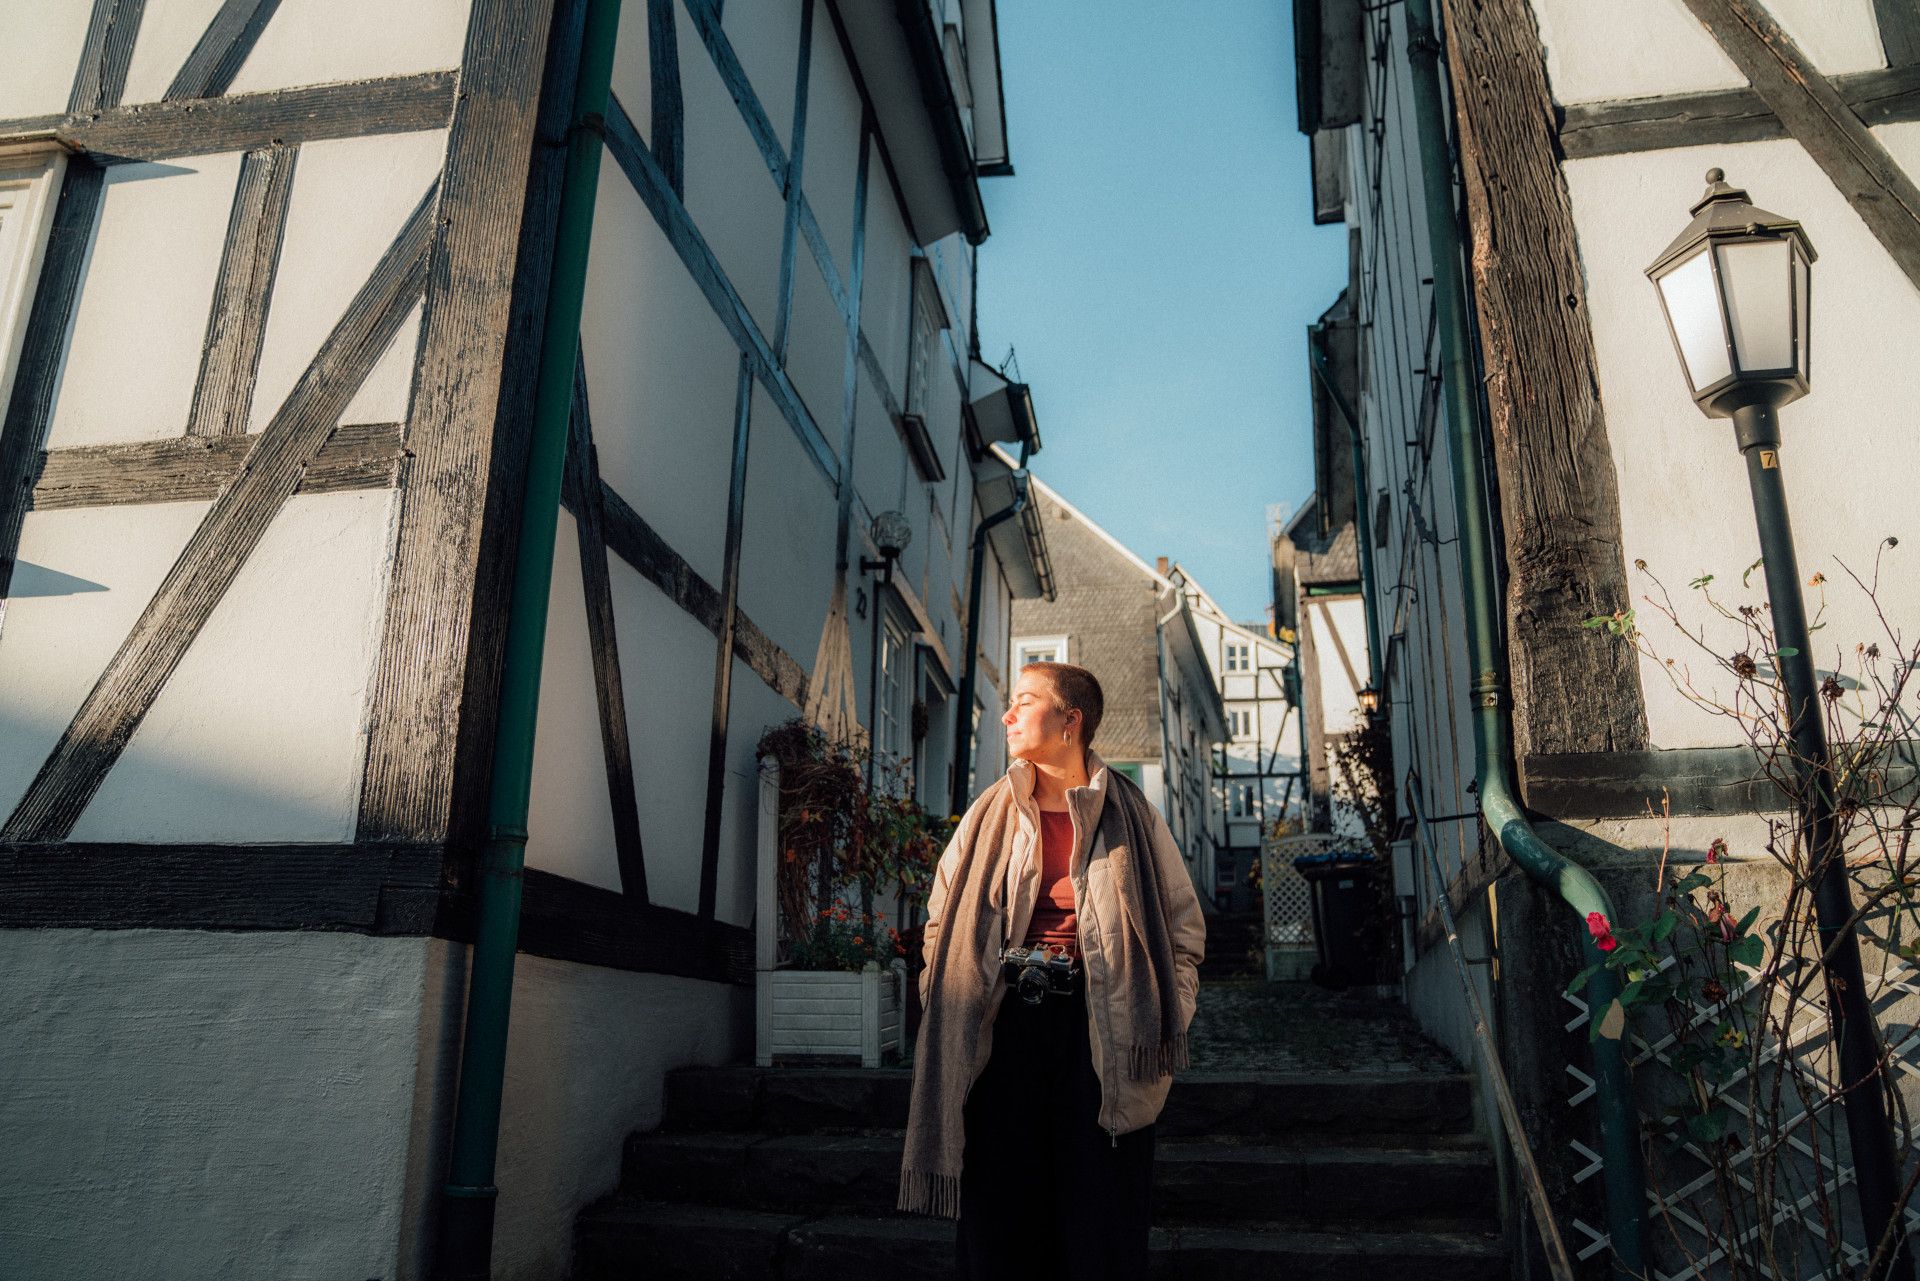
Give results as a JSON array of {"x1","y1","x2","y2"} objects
[{"x1": 975, "y1": 0, "x2": 1348, "y2": 623}]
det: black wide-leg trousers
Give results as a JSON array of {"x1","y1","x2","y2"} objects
[{"x1": 954, "y1": 983, "x2": 1155, "y2": 1280}]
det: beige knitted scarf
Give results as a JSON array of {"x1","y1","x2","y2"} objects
[{"x1": 897, "y1": 768, "x2": 1189, "y2": 1218}]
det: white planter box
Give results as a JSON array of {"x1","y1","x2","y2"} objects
[
  {"x1": 756, "y1": 966, "x2": 902, "y2": 1067},
  {"x1": 754, "y1": 759, "x2": 905, "y2": 1067}
]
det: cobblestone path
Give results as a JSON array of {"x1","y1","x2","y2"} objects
[{"x1": 1185, "y1": 978, "x2": 1459, "y2": 1074}]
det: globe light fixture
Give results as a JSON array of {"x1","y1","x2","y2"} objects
[
  {"x1": 870, "y1": 509, "x2": 913, "y2": 563},
  {"x1": 1646, "y1": 168, "x2": 1814, "y2": 419}
]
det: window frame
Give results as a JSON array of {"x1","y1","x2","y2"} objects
[
  {"x1": 1013, "y1": 634, "x2": 1069, "y2": 670},
  {"x1": 0, "y1": 146, "x2": 70, "y2": 422}
]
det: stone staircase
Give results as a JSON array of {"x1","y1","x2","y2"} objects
[
  {"x1": 571, "y1": 986, "x2": 1506, "y2": 1279},
  {"x1": 1198, "y1": 910, "x2": 1267, "y2": 981}
]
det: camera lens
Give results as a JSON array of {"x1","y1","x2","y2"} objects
[{"x1": 1015, "y1": 966, "x2": 1049, "y2": 1006}]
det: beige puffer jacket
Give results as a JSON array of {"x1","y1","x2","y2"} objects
[{"x1": 918, "y1": 752, "x2": 1207, "y2": 1138}]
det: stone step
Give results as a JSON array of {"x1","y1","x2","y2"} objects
[
  {"x1": 620, "y1": 1132, "x2": 1498, "y2": 1228},
  {"x1": 661, "y1": 1067, "x2": 1476, "y2": 1139},
  {"x1": 570, "y1": 1201, "x2": 1507, "y2": 1281}
]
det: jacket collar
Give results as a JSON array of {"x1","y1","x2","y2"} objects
[{"x1": 1006, "y1": 749, "x2": 1111, "y2": 820}]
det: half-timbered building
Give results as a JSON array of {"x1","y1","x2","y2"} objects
[
  {"x1": 1296, "y1": 0, "x2": 1920, "y2": 1269},
  {"x1": 1167, "y1": 565, "x2": 1299, "y2": 913},
  {"x1": 0, "y1": 1, "x2": 1046, "y2": 1276},
  {"x1": 1008, "y1": 474, "x2": 1227, "y2": 897}
]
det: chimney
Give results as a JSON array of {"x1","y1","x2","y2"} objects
[{"x1": 1155, "y1": 556, "x2": 1169, "y2": 576}]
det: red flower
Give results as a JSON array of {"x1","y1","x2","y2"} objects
[
  {"x1": 852, "y1": 936, "x2": 863, "y2": 946},
  {"x1": 1586, "y1": 911, "x2": 1618, "y2": 953},
  {"x1": 1707, "y1": 838, "x2": 1727, "y2": 865}
]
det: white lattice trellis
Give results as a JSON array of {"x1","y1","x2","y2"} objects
[
  {"x1": 1560, "y1": 940, "x2": 1920, "y2": 1280},
  {"x1": 1266, "y1": 834, "x2": 1341, "y2": 958}
]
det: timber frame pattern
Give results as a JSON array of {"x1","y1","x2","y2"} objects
[
  {"x1": 0, "y1": 0, "x2": 987, "y2": 987},
  {"x1": 1433, "y1": 0, "x2": 1920, "y2": 818}
]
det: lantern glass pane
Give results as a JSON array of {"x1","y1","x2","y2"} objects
[
  {"x1": 1716, "y1": 238, "x2": 1793, "y2": 373},
  {"x1": 1656, "y1": 248, "x2": 1730, "y2": 392},
  {"x1": 1794, "y1": 244, "x2": 1811, "y2": 380}
]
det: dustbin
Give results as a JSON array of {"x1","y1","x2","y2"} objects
[{"x1": 1291, "y1": 848, "x2": 1383, "y2": 989}]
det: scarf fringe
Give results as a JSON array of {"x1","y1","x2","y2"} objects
[
  {"x1": 1128, "y1": 1033, "x2": 1190, "y2": 1081},
  {"x1": 897, "y1": 1166, "x2": 963, "y2": 1219}
]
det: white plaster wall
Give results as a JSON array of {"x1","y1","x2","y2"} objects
[
  {"x1": 225, "y1": 0, "x2": 472, "y2": 96},
  {"x1": 0, "y1": 929, "x2": 434, "y2": 1281},
  {"x1": 46, "y1": 153, "x2": 242, "y2": 447},
  {"x1": 723, "y1": 0, "x2": 802, "y2": 159},
  {"x1": 737, "y1": 384, "x2": 838, "y2": 663},
  {"x1": 526, "y1": 507, "x2": 624, "y2": 892},
  {"x1": 716, "y1": 656, "x2": 797, "y2": 927},
  {"x1": 122, "y1": 0, "x2": 230, "y2": 105},
  {"x1": 72, "y1": 489, "x2": 398, "y2": 842},
  {"x1": 610, "y1": 0, "x2": 653, "y2": 140},
  {"x1": 582, "y1": 164, "x2": 741, "y2": 587},
  {"x1": 1311, "y1": 594, "x2": 1367, "y2": 735},
  {"x1": 250, "y1": 129, "x2": 448, "y2": 432},
  {"x1": 679, "y1": 4, "x2": 788, "y2": 337},
  {"x1": 785, "y1": 247, "x2": 847, "y2": 437},
  {"x1": 1530, "y1": 0, "x2": 1884, "y2": 108},
  {"x1": 464, "y1": 949, "x2": 753, "y2": 1281},
  {"x1": 862, "y1": 189, "x2": 916, "y2": 392},
  {"x1": 609, "y1": 555, "x2": 725, "y2": 916},
  {"x1": 804, "y1": 17, "x2": 866, "y2": 282},
  {"x1": 0, "y1": 5, "x2": 95, "y2": 119},
  {"x1": 853, "y1": 360, "x2": 907, "y2": 516},
  {"x1": 0, "y1": 501, "x2": 206, "y2": 817},
  {"x1": 1567, "y1": 130, "x2": 1920, "y2": 748}
]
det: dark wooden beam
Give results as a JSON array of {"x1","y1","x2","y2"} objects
[
  {"x1": 1441, "y1": 0, "x2": 1649, "y2": 762},
  {"x1": 164, "y1": 0, "x2": 284, "y2": 101},
  {"x1": 1875, "y1": 0, "x2": 1920, "y2": 67},
  {"x1": 0, "y1": 71, "x2": 456, "y2": 163},
  {"x1": 648, "y1": 0, "x2": 685, "y2": 197},
  {"x1": 592, "y1": 480, "x2": 808, "y2": 710},
  {"x1": 0, "y1": 165, "x2": 105, "y2": 614},
  {"x1": 1560, "y1": 64, "x2": 1920, "y2": 160},
  {"x1": 1, "y1": 189, "x2": 436, "y2": 842},
  {"x1": 601, "y1": 94, "x2": 840, "y2": 484},
  {"x1": 31, "y1": 421, "x2": 405, "y2": 510},
  {"x1": 0, "y1": 841, "x2": 444, "y2": 934},
  {"x1": 1523, "y1": 744, "x2": 1920, "y2": 819},
  {"x1": 565, "y1": 358, "x2": 649, "y2": 904},
  {"x1": 1679, "y1": 0, "x2": 1920, "y2": 293},
  {"x1": 770, "y1": 0, "x2": 814, "y2": 364},
  {"x1": 70, "y1": 0, "x2": 147, "y2": 114},
  {"x1": 697, "y1": 358, "x2": 756, "y2": 921},
  {"x1": 494, "y1": 869, "x2": 754, "y2": 985},
  {"x1": 185, "y1": 144, "x2": 297, "y2": 438},
  {"x1": 356, "y1": 0, "x2": 565, "y2": 848}
]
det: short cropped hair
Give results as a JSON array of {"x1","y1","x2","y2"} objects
[{"x1": 1023, "y1": 661, "x2": 1105, "y2": 747}]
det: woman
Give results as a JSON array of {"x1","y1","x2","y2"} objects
[{"x1": 898, "y1": 661, "x2": 1206, "y2": 1279}]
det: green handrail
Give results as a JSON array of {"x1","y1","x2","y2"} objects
[
  {"x1": 1399, "y1": 0, "x2": 1649, "y2": 1272},
  {"x1": 433, "y1": 1, "x2": 624, "y2": 1275}
]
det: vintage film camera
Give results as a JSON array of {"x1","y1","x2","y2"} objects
[{"x1": 999, "y1": 945, "x2": 1081, "y2": 1005}]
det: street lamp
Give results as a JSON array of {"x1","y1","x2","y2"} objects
[
  {"x1": 1648, "y1": 169, "x2": 1907, "y2": 1279},
  {"x1": 1356, "y1": 685, "x2": 1381, "y2": 718}
]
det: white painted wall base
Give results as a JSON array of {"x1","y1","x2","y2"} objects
[{"x1": 757, "y1": 967, "x2": 902, "y2": 1068}]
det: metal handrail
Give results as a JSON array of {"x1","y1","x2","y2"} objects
[{"x1": 1406, "y1": 772, "x2": 1577, "y2": 1281}]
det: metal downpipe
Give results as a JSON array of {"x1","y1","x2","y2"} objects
[
  {"x1": 1400, "y1": 0, "x2": 1649, "y2": 1272},
  {"x1": 433, "y1": 0, "x2": 623, "y2": 1274}
]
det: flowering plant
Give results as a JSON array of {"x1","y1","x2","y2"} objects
[{"x1": 785, "y1": 896, "x2": 908, "y2": 971}]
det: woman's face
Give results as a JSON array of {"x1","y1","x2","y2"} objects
[{"x1": 1004, "y1": 669, "x2": 1078, "y2": 765}]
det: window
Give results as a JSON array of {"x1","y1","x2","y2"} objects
[
  {"x1": 1232, "y1": 784, "x2": 1256, "y2": 818},
  {"x1": 0, "y1": 147, "x2": 68, "y2": 417},
  {"x1": 878, "y1": 617, "x2": 909, "y2": 763},
  {"x1": 1014, "y1": 635, "x2": 1068, "y2": 669},
  {"x1": 1109, "y1": 761, "x2": 1143, "y2": 785},
  {"x1": 1224, "y1": 642, "x2": 1251, "y2": 673},
  {"x1": 900, "y1": 258, "x2": 952, "y2": 482},
  {"x1": 1228, "y1": 708, "x2": 1253, "y2": 740}
]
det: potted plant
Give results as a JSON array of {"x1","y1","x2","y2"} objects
[{"x1": 752, "y1": 721, "x2": 946, "y2": 1067}]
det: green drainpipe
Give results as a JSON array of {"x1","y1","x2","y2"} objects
[
  {"x1": 433, "y1": 1, "x2": 623, "y2": 1275},
  {"x1": 1401, "y1": 0, "x2": 1649, "y2": 1273}
]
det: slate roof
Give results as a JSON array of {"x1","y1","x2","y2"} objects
[{"x1": 1296, "y1": 518, "x2": 1359, "y2": 588}]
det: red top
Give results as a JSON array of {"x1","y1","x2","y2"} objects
[{"x1": 1022, "y1": 809, "x2": 1079, "y2": 952}]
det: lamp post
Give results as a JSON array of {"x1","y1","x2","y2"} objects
[
  {"x1": 863, "y1": 510, "x2": 912, "y2": 787},
  {"x1": 1648, "y1": 169, "x2": 1908, "y2": 1278}
]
